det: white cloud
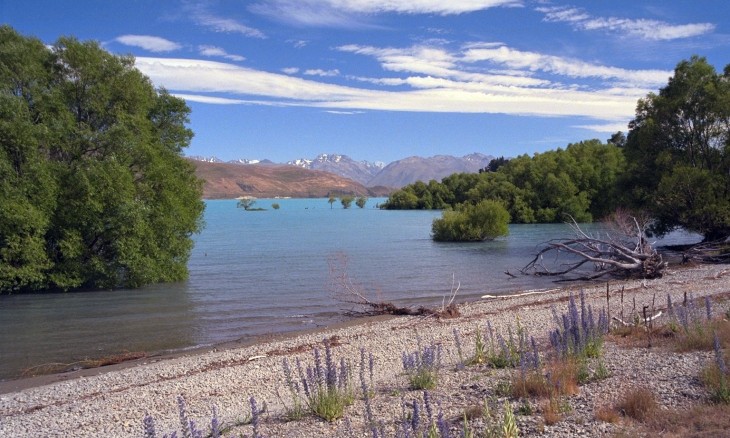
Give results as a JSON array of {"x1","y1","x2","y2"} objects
[
  {"x1": 282, "y1": 67, "x2": 300, "y2": 74},
  {"x1": 115, "y1": 35, "x2": 181, "y2": 52},
  {"x1": 537, "y1": 5, "x2": 715, "y2": 40},
  {"x1": 250, "y1": 0, "x2": 522, "y2": 27},
  {"x1": 325, "y1": 110, "x2": 365, "y2": 114},
  {"x1": 185, "y1": 2, "x2": 266, "y2": 38},
  {"x1": 574, "y1": 122, "x2": 630, "y2": 133},
  {"x1": 304, "y1": 69, "x2": 341, "y2": 77},
  {"x1": 134, "y1": 56, "x2": 642, "y2": 122},
  {"x1": 461, "y1": 44, "x2": 670, "y2": 87},
  {"x1": 198, "y1": 45, "x2": 246, "y2": 62}
]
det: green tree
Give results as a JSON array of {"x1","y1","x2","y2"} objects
[
  {"x1": 271, "y1": 203, "x2": 280, "y2": 210},
  {"x1": 623, "y1": 56, "x2": 730, "y2": 241},
  {"x1": 237, "y1": 198, "x2": 257, "y2": 210},
  {"x1": 432, "y1": 200, "x2": 510, "y2": 242},
  {"x1": 355, "y1": 196, "x2": 367, "y2": 208},
  {"x1": 0, "y1": 27, "x2": 204, "y2": 292},
  {"x1": 340, "y1": 195, "x2": 354, "y2": 209},
  {"x1": 328, "y1": 194, "x2": 336, "y2": 209}
]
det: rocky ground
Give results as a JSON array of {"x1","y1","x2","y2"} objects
[{"x1": 1, "y1": 264, "x2": 729, "y2": 437}]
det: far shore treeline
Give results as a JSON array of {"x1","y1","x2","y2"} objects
[
  {"x1": 1, "y1": 24, "x2": 728, "y2": 293},
  {"x1": 383, "y1": 56, "x2": 730, "y2": 245}
]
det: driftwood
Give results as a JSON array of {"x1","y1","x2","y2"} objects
[
  {"x1": 679, "y1": 240, "x2": 730, "y2": 264},
  {"x1": 327, "y1": 252, "x2": 460, "y2": 318},
  {"x1": 521, "y1": 215, "x2": 667, "y2": 281}
]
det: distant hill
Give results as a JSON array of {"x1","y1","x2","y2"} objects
[
  {"x1": 191, "y1": 160, "x2": 390, "y2": 199},
  {"x1": 367, "y1": 153, "x2": 494, "y2": 188},
  {"x1": 287, "y1": 153, "x2": 384, "y2": 186},
  {"x1": 189, "y1": 152, "x2": 495, "y2": 189}
]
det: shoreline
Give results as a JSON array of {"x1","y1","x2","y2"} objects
[{"x1": 1, "y1": 263, "x2": 728, "y2": 437}]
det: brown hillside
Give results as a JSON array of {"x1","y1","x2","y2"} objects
[{"x1": 191, "y1": 160, "x2": 389, "y2": 199}]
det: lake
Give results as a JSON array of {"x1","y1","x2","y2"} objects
[{"x1": 0, "y1": 198, "x2": 700, "y2": 380}]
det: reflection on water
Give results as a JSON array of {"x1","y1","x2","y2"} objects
[
  {"x1": 0, "y1": 198, "x2": 702, "y2": 380},
  {"x1": 0, "y1": 284, "x2": 195, "y2": 376}
]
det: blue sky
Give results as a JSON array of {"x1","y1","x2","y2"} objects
[{"x1": 3, "y1": 1, "x2": 729, "y2": 163}]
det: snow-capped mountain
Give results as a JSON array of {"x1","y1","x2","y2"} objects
[
  {"x1": 287, "y1": 153, "x2": 384, "y2": 185},
  {"x1": 187, "y1": 152, "x2": 495, "y2": 188}
]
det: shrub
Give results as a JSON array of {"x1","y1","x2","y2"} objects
[
  {"x1": 402, "y1": 342, "x2": 442, "y2": 390},
  {"x1": 549, "y1": 291, "x2": 608, "y2": 359},
  {"x1": 701, "y1": 331, "x2": 730, "y2": 404},
  {"x1": 282, "y1": 339, "x2": 357, "y2": 422},
  {"x1": 615, "y1": 387, "x2": 657, "y2": 422},
  {"x1": 432, "y1": 200, "x2": 509, "y2": 242}
]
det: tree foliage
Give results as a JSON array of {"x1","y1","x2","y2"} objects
[
  {"x1": 623, "y1": 56, "x2": 730, "y2": 241},
  {"x1": 382, "y1": 140, "x2": 625, "y2": 224},
  {"x1": 340, "y1": 195, "x2": 354, "y2": 209},
  {"x1": 0, "y1": 27, "x2": 204, "y2": 292},
  {"x1": 432, "y1": 200, "x2": 510, "y2": 242},
  {"x1": 355, "y1": 196, "x2": 367, "y2": 208}
]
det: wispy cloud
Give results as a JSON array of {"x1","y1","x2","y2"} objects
[
  {"x1": 304, "y1": 68, "x2": 340, "y2": 77},
  {"x1": 185, "y1": 2, "x2": 266, "y2": 37},
  {"x1": 537, "y1": 5, "x2": 715, "y2": 40},
  {"x1": 282, "y1": 67, "x2": 300, "y2": 74},
  {"x1": 250, "y1": 0, "x2": 522, "y2": 27},
  {"x1": 461, "y1": 43, "x2": 670, "y2": 87},
  {"x1": 198, "y1": 45, "x2": 246, "y2": 62},
  {"x1": 134, "y1": 55, "x2": 644, "y2": 126},
  {"x1": 115, "y1": 35, "x2": 181, "y2": 52}
]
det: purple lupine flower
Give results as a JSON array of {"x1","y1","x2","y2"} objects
[
  {"x1": 486, "y1": 320, "x2": 495, "y2": 349},
  {"x1": 210, "y1": 406, "x2": 220, "y2": 438},
  {"x1": 452, "y1": 327, "x2": 465, "y2": 367},
  {"x1": 338, "y1": 357, "x2": 348, "y2": 391},
  {"x1": 369, "y1": 351, "x2": 375, "y2": 386},
  {"x1": 324, "y1": 340, "x2": 338, "y2": 391},
  {"x1": 667, "y1": 294, "x2": 674, "y2": 319},
  {"x1": 142, "y1": 413, "x2": 156, "y2": 438},
  {"x1": 423, "y1": 390, "x2": 434, "y2": 423},
  {"x1": 437, "y1": 408, "x2": 451, "y2": 438},
  {"x1": 249, "y1": 396, "x2": 262, "y2": 438},
  {"x1": 188, "y1": 420, "x2": 202, "y2": 438},
  {"x1": 714, "y1": 332, "x2": 728, "y2": 375},
  {"x1": 411, "y1": 399, "x2": 421, "y2": 432},
  {"x1": 177, "y1": 395, "x2": 192, "y2": 438},
  {"x1": 580, "y1": 290, "x2": 588, "y2": 334},
  {"x1": 531, "y1": 336, "x2": 540, "y2": 369},
  {"x1": 282, "y1": 358, "x2": 299, "y2": 394},
  {"x1": 313, "y1": 347, "x2": 324, "y2": 387}
]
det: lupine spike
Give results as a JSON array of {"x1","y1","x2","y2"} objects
[
  {"x1": 143, "y1": 413, "x2": 157, "y2": 438},
  {"x1": 210, "y1": 406, "x2": 220, "y2": 438}
]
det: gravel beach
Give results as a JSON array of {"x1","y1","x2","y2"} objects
[{"x1": 1, "y1": 264, "x2": 729, "y2": 437}]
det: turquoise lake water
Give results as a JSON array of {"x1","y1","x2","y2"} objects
[{"x1": 0, "y1": 198, "x2": 700, "y2": 380}]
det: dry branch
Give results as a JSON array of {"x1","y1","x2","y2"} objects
[
  {"x1": 521, "y1": 215, "x2": 667, "y2": 281},
  {"x1": 326, "y1": 252, "x2": 460, "y2": 318}
]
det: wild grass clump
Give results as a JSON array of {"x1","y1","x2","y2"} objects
[
  {"x1": 402, "y1": 342, "x2": 442, "y2": 390},
  {"x1": 549, "y1": 291, "x2": 608, "y2": 360},
  {"x1": 454, "y1": 320, "x2": 528, "y2": 369},
  {"x1": 281, "y1": 339, "x2": 357, "y2": 422},
  {"x1": 701, "y1": 331, "x2": 730, "y2": 404},
  {"x1": 614, "y1": 387, "x2": 657, "y2": 422},
  {"x1": 667, "y1": 294, "x2": 729, "y2": 352}
]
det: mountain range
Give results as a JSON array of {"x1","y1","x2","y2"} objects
[{"x1": 188, "y1": 152, "x2": 494, "y2": 189}]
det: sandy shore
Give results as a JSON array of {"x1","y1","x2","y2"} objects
[{"x1": 1, "y1": 264, "x2": 728, "y2": 437}]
